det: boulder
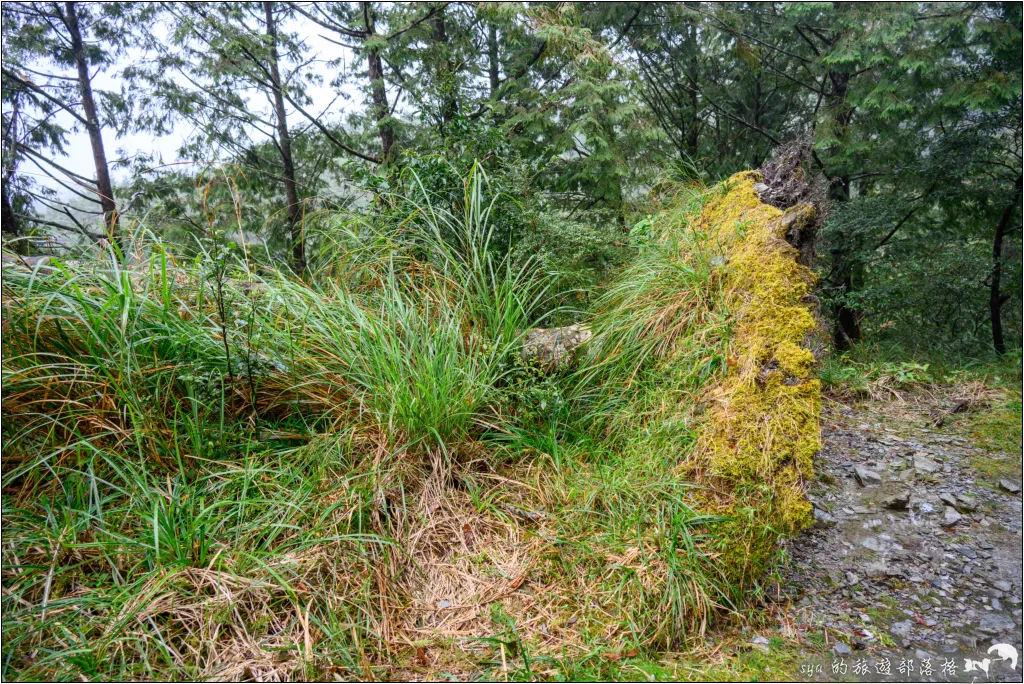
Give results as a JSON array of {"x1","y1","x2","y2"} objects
[{"x1": 520, "y1": 324, "x2": 591, "y2": 372}]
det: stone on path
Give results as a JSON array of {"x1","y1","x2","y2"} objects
[
  {"x1": 749, "y1": 635, "x2": 770, "y2": 652},
  {"x1": 881, "y1": 489, "x2": 911, "y2": 510},
  {"x1": 955, "y1": 493, "x2": 977, "y2": 511},
  {"x1": 913, "y1": 454, "x2": 940, "y2": 474},
  {"x1": 855, "y1": 466, "x2": 882, "y2": 486},
  {"x1": 999, "y1": 478, "x2": 1021, "y2": 494},
  {"x1": 813, "y1": 508, "x2": 836, "y2": 527},
  {"x1": 943, "y1": 506, "x2": 963, "y2": 526}
]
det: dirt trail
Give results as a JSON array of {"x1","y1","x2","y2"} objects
[{"x1": 780, "y1": 394, "x2": 1023, "y2": 682}]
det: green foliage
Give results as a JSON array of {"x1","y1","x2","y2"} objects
[
  {"x1": 5, "y1": 2, "x2": 1019, "y2": 357},
  {"x1": 818, "y1": 341, "x2": 1023, "y2": 394},
  {"x1": 577, "y1": 185, "x2": 727, "y2": 429},
  {"x1": 818, "y1": 355, "x2": 936, "y2": 395}
]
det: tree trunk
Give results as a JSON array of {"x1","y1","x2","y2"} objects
[
  {"x1": 829, "y1": 175, "x2": 862, "y2": 350},
  {"x1": 431, "y1": 7, "x2": 457, "y2": 129},
  {"x1": 824, "y1": 65, "x2": 861, "y2": 350},
  {"x1": 1, "y1": 184, "x2": 20, "y2": 247},
  {"x1": 361, "y1": 2, "x2": 394, "y2": 161},
  {"x1": 487, "y1": 24, "x2": 500, "y2": 96},
  {"x1": 65, "y1": 1, "x2": 118, "y2": 250},
  {"x1": 687, "y1": 87, "x2": 700, "y2": 158},
  {"x1": 263, "y1": 1, "x2": 304, "y2": 275},
  {"x1": 751, "y1": 72, "x2": 761, "y2": 166},
  {"x1": 1, "y1": 96, "x2": 22, "y2": 251},
  {"x1": 990, "y1": 173, "x2": 1022, "y2": 355}
]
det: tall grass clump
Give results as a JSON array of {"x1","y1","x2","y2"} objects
[
  {"x1": 1, "y1": 241, "x2": 395, "y2": 680},
  {"x1": 1, "y1": 164, "x2": 553, "y2": 680},
  {"x1": 577, "y1": 182, "x2": 732, "y2": 432}
]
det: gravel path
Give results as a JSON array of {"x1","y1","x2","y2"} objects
[{"x1": 781, "y1": 396, "x2": 1023, "y2": 683}]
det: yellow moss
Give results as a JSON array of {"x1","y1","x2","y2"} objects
[
  {"x1": 774, "y1": 341, "x2": 815, "y2": 378},
  {"x1": 691, "y1": 172, "x2": 822, "y2": 546}
]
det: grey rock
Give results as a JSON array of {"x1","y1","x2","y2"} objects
[
  {"x1": 881, "y1": 489, "x2": 911, "y2": 510},
  {"x1": 813, "y1": 508, "x2": 836, "y2": 527},
  {"x1": 855, "y1": 466, "x2": 882, "y2": 486},
  {"x1": 939, "y1": 493, "x2": 958, "y2": 508},
  {"x1": 832, "y1": 641, "x2": 852, "y2": 656},
  {"x1": 952, "y1": 633, "x2": 979, "y2": 649},
  {"x1": 913, "y1": 454, "x2": 940, "y2": 474},
  {"x1": 865, "y1": 560, "x2": 890, "y2": 576},
  {"x1": 520, "y1": 324, "x2": 592, "y2": 372},
  {"x1": 979, "y1": 613, "x2": 1015, "y2": 633},
  {"x1": 890, "y1": 620, "x2": 914, "y2": 638},
  {"x1": 943, "y1": 507, "x2": 963, "y2": 526},
  {"x1": 861, "y1": 536, "x2": 886, "y2": 552},
  {"x1": 999, "y1": 479, "x2": 1021, "y2": 494},
  {"x1": 749, "y1": 635, "x2": 770, "y2": 651},
  {"x1": 899, "y1": 467, "x2": 917, "y2": 483},
  {"x1": 955, "y1": 493, "x2": 977, "y2": 511}
]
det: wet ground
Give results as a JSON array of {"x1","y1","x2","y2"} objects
[{"x1": 779, "y1": 396, "x2": 1023, "y2": 682}]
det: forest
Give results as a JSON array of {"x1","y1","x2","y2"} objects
[{"x1": 1, "y1": 2, "x2": 1022, "y2": 682}]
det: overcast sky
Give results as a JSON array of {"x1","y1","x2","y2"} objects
[{"x1": 16, "y1": 13, "x2": 362, "y2": 196}]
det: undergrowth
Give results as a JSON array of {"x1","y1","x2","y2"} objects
[{"x1": 2, "y1": 167, "x2": 826, "y2": 680}]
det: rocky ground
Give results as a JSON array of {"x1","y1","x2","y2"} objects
[{"x1": 778, "y1": 394, "x2": 1023, "y2": 683}]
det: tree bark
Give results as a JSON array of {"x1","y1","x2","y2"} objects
[
  {"x1": 263, "y1": 1, "x2": 304, "y2": 275},
  {"x1": 990, "y1": 173, "x2": 1022, "y2": 356},
  {"x1": 361, "y1": 2, "x2": 394, "y2": 161},
  {"x1": 829, "y1": 173, "x2": 861, "y2": 350},
  {"x1": 64, "y1": 1, "x2": 118, "y2": 250}
]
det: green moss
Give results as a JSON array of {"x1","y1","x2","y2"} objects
[
  {"x1": 697, "y1": 173, "x2": 821, "y2": 530},
  {"x1": 969, "y1": 390, "x2": 1023, "y2": 454},
  {"x1": 971, "y1": 455, "x2": 1023, "y2": 481}
]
